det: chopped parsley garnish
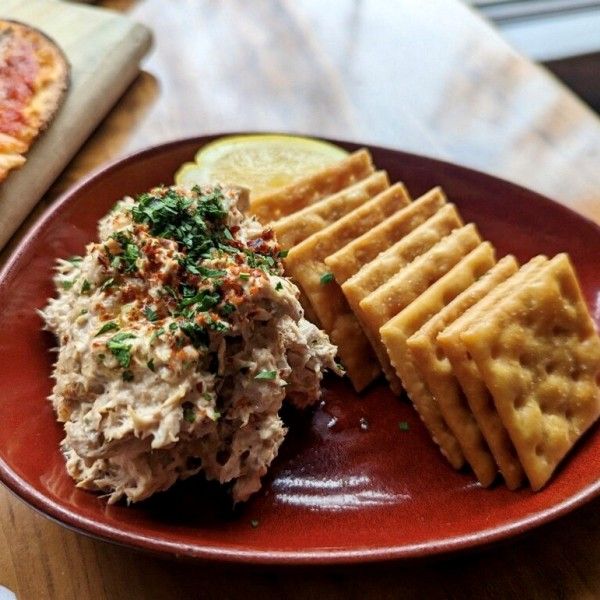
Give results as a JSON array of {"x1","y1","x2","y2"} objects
[
  {"x1": 67, "y1": 256, "x2": 82, "y2": 264},
  {"x1": 100, "y1": 277, "x2": 116, "y2": 291},
  {"x1": 150, "y1": 327, "x2": 165, "y2": 343},
  {"x1": 179, "y1": 321, "x2": 209, "y2": 348},
  {"x1": 220, "y1": 302, "x2": 236, "y2": 316},
  {"x1": 199, "y1": 266, "x2": 227, "y2": 278},
  {"x1": 255, "y1": 369, "x2": 277, "y2": 380},
  {"x1": 275, "y1": 281, "x2": 283, "y2": 291},
  {"x1": 239, "y1": 273, "x2": 250, "y2": 281},
  {"x1": 147, "y1": 359, "x2": 156, "y2": 372},
  {"x1": 143, "y1": 306, "x2": 159, "y2": 322},
  {"x1": 131, "y1": 187, "x2": 227, "y2": 263},
  {"x1": 81, "y1": 279, "x2": 91, "y2": 293},
  {"x1": 163, "y1": 285, "x2": 178, "y2": 298},
  {"x1": 183, "y1": 406, "x2": 196, "y2": 423},
  {"x1": 122, "y1": 370, "x2": 134, "y2": 382},
  {"x1": 320, "y1": 272, "x2": 334, "y2": 285},
  {"x1": 107, "y1": 332, "x2": 136, "y2": 368},
  {"x1": 111, "y1": 232, "x2": 140, "y2": 273},
  {"x1": 60, "y1": 279, "x2": 74, "y2": 290},
  {"x1": 95, "y1": 321, "x2": 119, "y2": 337},
  {"x1": 168, "y1": 322, "x2": 178, "y2": 331},
  {"x1": 178, "y1": 289, "x2": 220, "y2": 311},
  {"x1": 278, "y1": 250, "x2": 289, "y2": 258},
  {"x1": 398, "y1": 421, "x2": 410, "y2": 431}
]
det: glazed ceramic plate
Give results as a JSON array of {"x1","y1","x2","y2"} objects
[{"x1": 1, "y1": 136, "x2": 600, "y2": 564}]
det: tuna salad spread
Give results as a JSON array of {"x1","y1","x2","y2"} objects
[{"x1": 42, "y1": 184, "x2": 341, "y2": 504}]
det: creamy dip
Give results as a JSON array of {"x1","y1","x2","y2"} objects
[{"x1": 42, "y1": 184, "x2": 340, "y2": 504}]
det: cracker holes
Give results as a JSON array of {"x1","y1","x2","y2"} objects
[
  {"x1": 545, "y1": 361, "x2": 557, "y2": 375},
  {"x1": 570, "y1": 367, "x2": 581, "y2": 382},
  {"x1": 552, "y1": 325, "x2": 569, "y2": 337},
  {"x1": 491, "y1": 343, "x2": 501, "y2": 360},
  {"x1": 513, "y1": 393, "x2": 526, "y2": 409},
  {"x1": 518, "y1": 354, "x2": 532, "y2": 368},
  {"x1": 534, "y1": 443, "x2": 545, "y2": 457}
]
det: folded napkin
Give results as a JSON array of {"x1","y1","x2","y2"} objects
[{"x1": 0, "y1": 0, "x2": 152, "y2": 250}]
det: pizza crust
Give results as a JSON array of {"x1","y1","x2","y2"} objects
[{"x1": 0, "y1": 20, "x2": 70, "y2": 182}]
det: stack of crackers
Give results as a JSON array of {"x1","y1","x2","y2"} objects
[{"x1": 250, "y1": 149, "x2": 600, "y2": 491}]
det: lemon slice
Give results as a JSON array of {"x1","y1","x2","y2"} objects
[{"x1": 174, "y1": 134, "x2": 348, "y2": 197}]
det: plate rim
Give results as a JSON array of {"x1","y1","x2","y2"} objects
[{"x1": 1, "y1": 133, "x2": 600, "y2": 565}]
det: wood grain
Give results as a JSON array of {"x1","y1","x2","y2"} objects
[{"x1": 1, "y1": 0, "x2": 600, "y2": 598}]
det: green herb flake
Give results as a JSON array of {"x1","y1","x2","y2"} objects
[
  {"x1": 278, "y1": 249, "x2": 289, "y2": 258},
  {"x1": 320, "y1": 272, "x2": 334, "y2": 285},
  {"x1": 398, "y1": 421, "x2": 410, "y2": 432},
  {"x1": 95, "y1": 321, "x2": 119, "y2": 337},
  {"x1": 220, "y1": 302, "x2": 236, "y2": 316},
  {"x1": 163, "y1": 285, "x2": 178, "y2": 298},
  {"x1": 178, "y1": 289, "x2": 220, "y2": 311},
  {"x1": 81, "y1": 279, "x2": 92, "y2": 293},
  {"x1": 147, "y1": 359, "x2": 156, "y2": 372},
  {"x1": 183, "y1": 406, "x2": 196, "y2": 424},
  {"x1": 100, "y1": 278, "x2": 116, "y2": 291},
  {"x1": 122, "y1": 370, "x2": 134, "y2": 382},
  {"x1": 144, "y1": 306, "x2": 159, "y2": 322},
  {"x1": 60, "y1": 279, "x2": 74, "y2": 290},
  {"x1": 255, "y1": 369, "x2": 277, "y2": 381},
  {"x1": 275, "y1": 281, "x2": 283, "y2": 292},
  {"x1": 239, "y1": 273, "x2": 250, "y2": 281},
  {"x1": 150, "y1": 327, "x2": 165, "y2": 343},
  {"x1": 66, "y1": 255, "x2": 83, "y2": 264},
  {"x1": 168, "y1": 322, "x2": 178, "y2": 331},
  {"x1": 107, "y1": 332, "x2": 136, "y2": 369},
  {"x1": 179, "y1": 321, "x2": 209, "y2": 348}
]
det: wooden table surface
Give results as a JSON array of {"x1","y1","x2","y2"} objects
[{"x1": 2, "y1": 1, "x2": 600, "y2": 598}]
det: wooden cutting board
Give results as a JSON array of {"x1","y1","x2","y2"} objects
[{"x1": 0, "y1": 0, "x2": 152, "y2": 250}]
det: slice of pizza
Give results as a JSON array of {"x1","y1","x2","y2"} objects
[{"x1": 0, "y1": 20, "x2": 70, "y2": 183}]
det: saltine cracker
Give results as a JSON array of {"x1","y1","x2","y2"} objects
[
  {"x1": 358, "y1": 224, "x2": 481, "y2": 393},
  {"x1": 284, "y1": 184, "x2": 412, "y2": 390},
  {"x1": 250, "y1": 149, "x2": 374, "y2": 222},
  {"x1": 324, "y1": 186, "x2": 443, "y2": 284},
  {"x1": 459, "y1": 254, "x2": 600, "y2": 490},
  {"x1": 272, "y1": 171, "x2": 391, "y2": 249},
  {"x1": 341, "y1": 204, "x2": 463, "y2": 392},
  {"x1": 407, "y1": 256, "x2": 519, "y2": 486},
  {"x1": 379, "y1": 242, "x2": 496, "y2": 469},
  {"x1": 437, "y1": 257, "x2": 547, "y2": 489}
]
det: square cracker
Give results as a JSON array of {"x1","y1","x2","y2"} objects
[
  {"x1": 250, "y1": 149, "x2": 374, "y2": 222},
  {"x1": 379, "y1": 242, "x2": 496, "y2": 469},
  {"x1": 359, "y1": 224, "x2": 481, "y2": 394},
  {"x1": 437, "y1": 256, "x2": 547, "y2": 489},
  {"x1": 285, "y1": 184, "x2": 413, "y2": 391},
  {"x1": 341, "y1": 203, "x2": 463, "y2": 392},
  {"x1": 407, "y1": 256, "x2": 519, "y2": 486},
  {"x1": 272, "y1": 172, "x2": 391, "y2": 249},
  {"x1": 458, "y1": 254, "x2": 600, "y2": 490},
  {"x1": 324, "y1": 186, "x2": 444, "y2": 285}
]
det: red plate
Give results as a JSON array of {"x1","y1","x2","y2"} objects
[{"x1": 1, "y1": 135, "x2": 599, "y2": 564}]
